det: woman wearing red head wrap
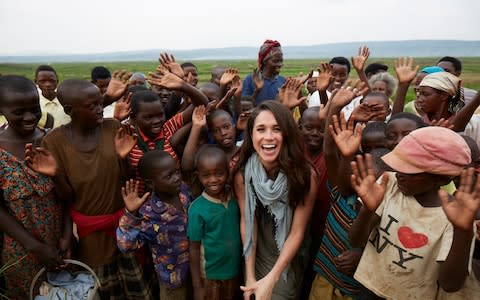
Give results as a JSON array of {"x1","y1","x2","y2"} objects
[{"x1": 242, "y1": 40, "x2": 286, "y2": 105}]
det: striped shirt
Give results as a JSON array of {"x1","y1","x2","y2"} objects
[
  {"x1": 128, "y1": 113, "x2": 184, "y2": 195},
  {"x1": 313, "y1": 182, "x2": 362, "y2": 297}
]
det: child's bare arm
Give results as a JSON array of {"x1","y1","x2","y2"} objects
[
  {"x1": 348, "y1": 154, "x2": 387, "y2": 247},
  {"x1": 392, "y1": 58, "x2": 419, "y2": 115},
  {"x1": 451, "y1": 91, "x2": 480, "y2": 132},
  {"x1": 189, "y1": 241, "x2": 205, "y2": 300},
  {"x1": 104, "y1": 70, "x2": 131, "y2": 107},
  {"x1": 147, "y1": 68, "x2": 208, "y2": 122},
  {"x1": 438, "y1": 168, "x2": 480, "y2": 292},
  {"x1": 328, "y1": 113, "x2": 363, "y2": 195},
  {"x1": 351, "y1": 46, "x2": 371, "y2": 89},
  {"x1": 0, "y1": 194, "x2": 64, "y2": 269},
  {"x1": 181, "y1": 106, "x2": 206, "y2": 173}
]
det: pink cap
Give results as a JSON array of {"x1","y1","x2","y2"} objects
[{"x1": 381, "y1": 127, "x2": 471, "y2": 176}]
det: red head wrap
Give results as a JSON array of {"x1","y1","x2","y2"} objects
[{"x1": 258, "y1": 39, "x2": 281, "y2": 69}]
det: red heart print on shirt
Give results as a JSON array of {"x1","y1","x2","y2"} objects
[{"x1": 397, "y1": 226, "x2": 428, "y2": 248}]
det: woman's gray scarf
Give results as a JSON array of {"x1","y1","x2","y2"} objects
[{"x1": 244, "y1": 153, "x2": 292, "y2": 280}]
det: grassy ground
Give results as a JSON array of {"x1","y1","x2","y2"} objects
[{"x1": 1, "y1": 57, "x2": 479, "y2": 102}]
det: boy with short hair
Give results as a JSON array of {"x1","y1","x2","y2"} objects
[
  {"x1": 35, "y1": 65, "x2": 70, "y2": 127},
  {"x1": 42, "y1": 79, "x2": 155, "y2": 299}
]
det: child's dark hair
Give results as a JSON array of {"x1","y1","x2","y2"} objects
[
  {"x1": 181, "y1": 62, "x2": 197, "y2": 69},
  {"x1": 56, "y1": 79, "x2": 94, "y2": 106},
  {"x1": 35, "y1": 65, "x2": 57, "y2": 79},
  {"x1": 194, "y1": 145, "x2": 228, "y2": 170},
  {"x1": 387, "y1": 112, "x2": 426, "y2": 128},
  {"x1": 138, "y1": 150, "x2": 172, "y2": 180},
  {"x1": 130, "y1": 90, "x2": 162, "y2": 118},
  {"x1": 362, "y1": 121, "x2": 387, "y2": 139},
  {"x1": 437, "y1": 56, "x2": 462, "y2": 73},
  {"x1": 363, "y1": 91, "x2": 390, "y2": 107},
  {"x1": 0, "y1": 75, "x2": 38, "y2": 106},
  {"x1": 206, "y1": 109, "x2": 234, "y2": 129},
  {"x1": 91, "y1": 66, "x2": 111, "y2": 82},
  {"x1": 329, "y1": 56, "x2": 351, "y2": 74}
]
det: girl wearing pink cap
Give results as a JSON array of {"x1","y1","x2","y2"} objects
[{"x1": 348, "y1": 126, "x2": 479, "y2": 299}]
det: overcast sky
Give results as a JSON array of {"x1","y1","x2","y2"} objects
[{"x1": 1, "y1": 0, "x2": 479, "y2": 56}]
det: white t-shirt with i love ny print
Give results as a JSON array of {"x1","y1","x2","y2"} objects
[{"x1": 354, "y1": 172, "x2": 454, "y2": 300}]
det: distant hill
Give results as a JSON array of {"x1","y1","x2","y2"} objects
[{"x1": 1, "y1": 40, "x2": 479, "y2": 63}]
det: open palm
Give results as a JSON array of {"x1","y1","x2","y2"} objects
[
  {"x1": 329, "y1": 113, "x2": 363, "y2": 157},
  {"x1": 439, "y1": 168, "x2": 480, "y2": 231},
  {"x1": 25, "y1": 144, "x2": 58, "y2": 176},
  {"x1": 122, "y1": 179, "x2": 150, "y2": 215},
  {"x1": 350, "y1": 154, "x2": 389, "y2": 212}
]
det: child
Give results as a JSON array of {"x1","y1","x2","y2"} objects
[
  {"x1": 117, "y1": 150, "x2": 193, "y2": 300},
  {"x1": 299, "y1": 106, "x2": 330, "y2": 298},
  {"x1": 181, "y1": 62, "x2": 199, "y2": 87},
  {"x1": 361, "y1": 121, "x2": 387, "y2": 153},
  {"x1": 128, "y1": 70, "x2": 209, "y2": 195},
  {"x1": 349, "y1": 126, "x2": 477, "y2": 299},
  {"x1": 385, "y1": 112, "x2": 426, "y2": 149},
  {"x1": 0, "y1": 75, "x2": 68, "y2": 298},
  {"x1": 35, "y1": 65, "x2": 70, "y2": 127},
  {"x1": 42, "y1": 79, "x2": 155, "y2": 299},
  {"x1": 188, "y1": 145, "x2": 241, "y2": 300}
]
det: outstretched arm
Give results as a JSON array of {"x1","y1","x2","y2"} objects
[
  {"x1": 147, "y1": 67, "x2": 208, "y2": 122},
  {"x1": 181, "y1": 106, "x2": 206, "y2": 174},
  {"x1": 438, "y1": 168, "x2": 480, "y2": 292},
  {"x1": 351, "y1": 46, "x2": 370, "y2": 89},
  {"x1": 392, "y1": 57, "x2": 419, "y2": 115},
  {"x1": 451, "y1": 91, "x2": 480, "y2": 132},
  {"x1": 348, "y1": 154, "x2": 386, "y2": 247}
]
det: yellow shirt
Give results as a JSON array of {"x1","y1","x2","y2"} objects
[{"x1": 38, "y1": 88, "x2": 70, "y2": 128}]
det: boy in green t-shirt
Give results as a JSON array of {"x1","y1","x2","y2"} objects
[{"x1": 188, "y1": 145, "x2": 241, "y2": 300}]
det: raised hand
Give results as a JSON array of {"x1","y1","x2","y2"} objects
[
  {"x1": 25, "y1": 143, "x2": 58, "y2": 176},
  {"x1": 236, "y1": 110, "x2": 252, "y2": 132},
  {"x1": 252, "y1": 68, "x2": 264, "y2": 91},
  {"x1": 231, "y1": 75, "x2": 243, "y2": 99},
  {"x1": 113, "y1": 92, "x2": 132, "y2": 121},
  {"x1": 159, "y1": 53, "x2": 184, "y2": 79},
  {"x1": 122, "y1": 179, "x2": 151, "y2": 215},
  {"x1": 329, "y1": 113, "x2": 363, "y2": 157},
  {"x1": 394, "y1": 57, "x2": 419, "y2": 84},
  {"x1": 316, "y1": 62, "x2": 334, "y2": 92},
  {"x1": 278, "y1": 77, "x2": 306, "y2": 109},
  {"x1": 439, "y1": 168, "x2": 480, "y2": 231},
  {"x1": 216, "y1": 87, "x2": 237, "y2": 110},
  {"x1": 220, "y1": 68, "x2": 239, "y2": 87},
  {"x1": 350, "y1": 154, "x2": 389, "y2": 212},
  {"x1": 330, "y1": 80, "x2": 368, "y2": 109},
  {"x1": 114, "y1": 125, "x2": 137, "y2": 159},
  {"x1": 192, "y1": 105, "x2": 206, "y2": 128},
  {"x1": 148, "y1": 67, "x2": 185, "y2": 91},
  {"x1": 351, "y1": 102, "x2": 386, "y2": 122},
  {"x1": 106, "y1": 70, "x2": 132, "y2": 101},
  {"x1": 351, "y1": 46, "x2": 370, "y2": 71}
]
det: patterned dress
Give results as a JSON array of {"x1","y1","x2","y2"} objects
[{"x1": 0, "y1": 148, "x2": 62, "y2": 299}]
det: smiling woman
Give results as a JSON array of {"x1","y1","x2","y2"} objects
[{"x1": 233, "y1": 100, "x2": 317, "y2": 299}]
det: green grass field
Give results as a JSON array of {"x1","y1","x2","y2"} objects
[{"x1": 1, "y1": 57, "x2": 479, "y2": 102}]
